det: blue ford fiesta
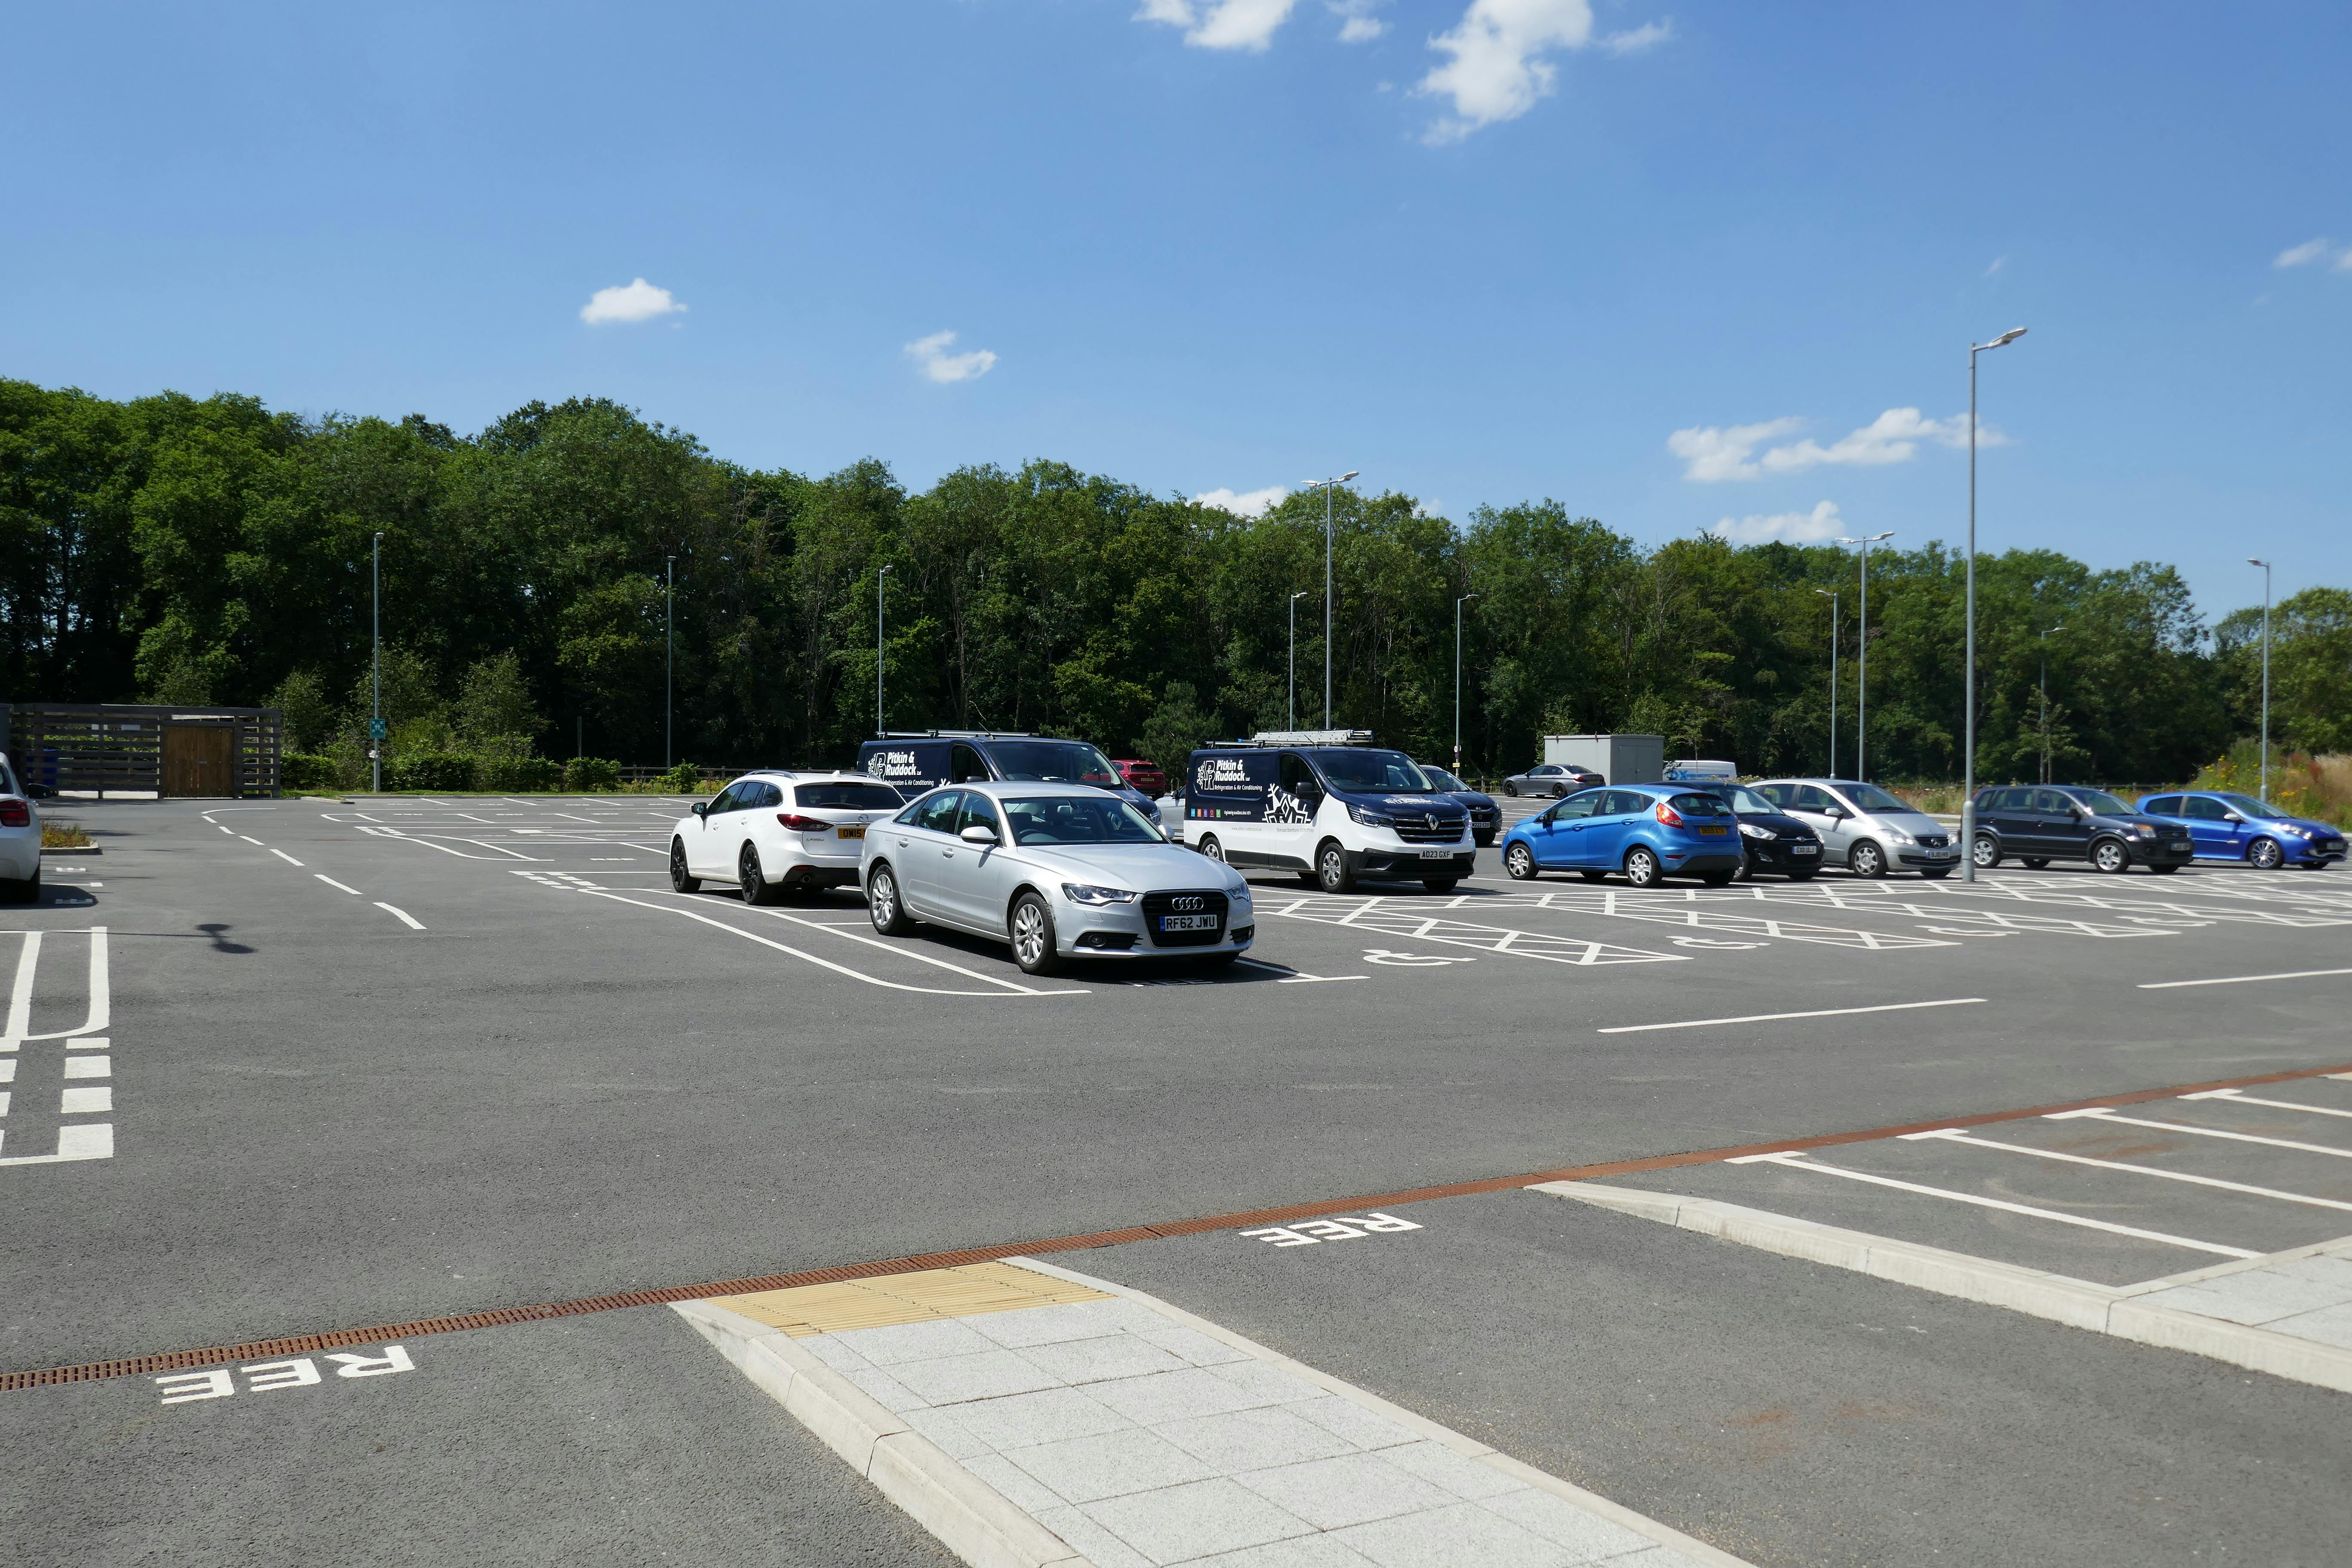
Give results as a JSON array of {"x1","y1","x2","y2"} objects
[
  {"x1": 1499, "y1": 784, "x2": 1747, "y2": 888},
  {"x1": 2135, "y1": 790, "x2": 2346, "y2": 870}
]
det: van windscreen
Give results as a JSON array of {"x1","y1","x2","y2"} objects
[
  {"x1": 986, "y1": 740, "x2": 1121, "y2": 786},
  {"x1": 1311, "y1": 750, "x2": 1432, "y2": 793}
]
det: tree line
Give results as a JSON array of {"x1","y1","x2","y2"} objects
[{"x1": 3, "y1": 377, "x2": 2343, "y2": 788}]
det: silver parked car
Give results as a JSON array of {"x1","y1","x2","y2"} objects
[
  {"x1": 1748, "y1": 778, "x2": 1959, "y2": 879},
  {"x1": 1499, "y1": 763, "x2": 1603, "y2": 798},
  {"x1": 861, "y1": 781, "x2": 1254, "y2": 975}
]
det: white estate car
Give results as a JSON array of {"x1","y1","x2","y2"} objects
[
  {"x1": 670, "y1": 770, "x2": 907, "y2": 902},
  {"x1": 861, "y1": 781, "x2": 1255, "y2": 976},
  {"x1": 0, "y1": 752, "x2": 40, "y2": 901}
]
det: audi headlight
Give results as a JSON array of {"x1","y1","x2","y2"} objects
[
  {"x1": 1738, "y1": 822, "x2": 1777, "y2": 840},
  {"x1": 1061, "y1": 883, "x2": 1138, "y2": 905},
  {"x1": 1348, "y1": 803, "x2": 1395, "y2": 828}
]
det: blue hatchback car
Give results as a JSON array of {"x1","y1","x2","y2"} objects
[
  {"x1": 1499, "y1": 784, "x2": 1747, "y2": 888},
  {"x1": 2135, "y1": 790, "x2": 2347, "y2": 870}
]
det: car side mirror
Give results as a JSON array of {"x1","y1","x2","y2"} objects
[
  {"x1": 959, "y1": 824, "x2": 998, "y2": 845},
  {"x1": 1824, "y1": 805, "x2": 1848, "y2": 819},
  {"x1": 2221, "y1": 812, "x2": 2243, "y2": 824},
  {"x1": 691, "y1": 802, "x2": 708, "y2": 818}
]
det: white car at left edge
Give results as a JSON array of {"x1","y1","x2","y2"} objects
[
  {"x1": 670, "y1": 770, "x2": 907, "y2": 902},
  {"x1": 0, "y1": 752, "x2": 41, "y2": 901}
]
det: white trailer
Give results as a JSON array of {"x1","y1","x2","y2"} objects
[{"x1": 1542, "y1": 733, "x2": 1664, "y2": 785}]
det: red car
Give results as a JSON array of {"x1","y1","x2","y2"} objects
[{"x1": 1112, "y1": 759, "x2": 1168, "y2": 796}]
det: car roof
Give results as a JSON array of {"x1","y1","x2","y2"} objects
[
  {"x1": 731, "y1": 769, "x2": 883, "y2": 783},
  {"x1": 955, "y1": 781, "x2": 1116, "y2": 800}
]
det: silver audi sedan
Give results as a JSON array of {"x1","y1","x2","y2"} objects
[{"x1": 861, "y1": 781, "x2": 1255, "y2": 975}]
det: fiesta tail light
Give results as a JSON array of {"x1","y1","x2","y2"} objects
[
  {"x1": 1654, "y1": 801, "x2": 1684, "y2": 827},
  {"x1": 776, "y1": 813, "x2": 830, "y2": 831},
  {"x1": 0, "y1": 799, "x2": 26, "y2": 827}
]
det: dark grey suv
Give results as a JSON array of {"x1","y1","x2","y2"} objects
[{"x1": 1969, "y1": 785, "x2": 2195, "y2": 874}]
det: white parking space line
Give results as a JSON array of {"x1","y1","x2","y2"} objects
[
  {"x1": 1899, "y1": 1127, "x2": 2352, "y2": 1213},
  {"x1": 1474, "y1": 889, "x2": 1954, "y2": 950},
  {"x1": 2046, "y1": 1107, "x2": 2352, "y2": 1159},
  {"x1": 573, "y1": 886, "x2": 1085, "y2": 998},
  {"x1": 4, "y1": 931, "x2": 40, "y2": 1044},
  {"x1": 238, "y1": 835, "x2": 264, "y2": 845},
  {"x1": 315, "y1": 875, "x2": 362, "y2": 896},
  {"x1": 1597, "y1": 997, "x2": 1984, "y2": 1033},
  {"x1": 374, "y1": 902, "x2": 427, "y2": 930},
  {"x1": 2183, "y1": 1087, "x2": 2352, "y2": 1119},
  {"x1": 269, "y1": 848, "x2": 303, "y2": 867},
  {"x1": 1726, "y1": 1151, "x2": 2258, "y2": 1259},
  {"x1": 0, "y1": 928, "x2": 115, "y2": 1164},
  {"x1": 2140, "y1": 967, "x2": 2352, "y2": 989}
]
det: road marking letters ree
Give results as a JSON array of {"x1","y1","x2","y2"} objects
[
  {"x1": 1240, "y1": 1212, "x2": 1424, "y2": 1245},
  {"x1": 155, "y1": 1346, "x2": 415, "y2": 1404}
]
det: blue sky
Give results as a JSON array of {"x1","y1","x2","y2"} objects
[{"x1": 6, "y1": 2, "x2": 2347, "y2": 617}]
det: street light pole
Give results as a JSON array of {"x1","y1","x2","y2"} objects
[
  {"x1": 1454, "y1": 592, "x2": 1479, "y2": 770},
  {"x1": 371, "y1": 530, "x2": 383, "y2": 794},
  {"x1": 2249, "y1": 557, "x2": 2272, "y2": 804},
  {"x1": 1298, "y1": 471, "x2": 1360, "y2": 729},
  {"x1": 1834, "y1": 531, "x2": 1894, "y2": 782},
  {"x1": 665, "y1": 555, "x2": 675, "y2": 770},
  {"x1": 1814, "y1": 588, "x2": 1839, "y2": 778},
  {"x1": 1962, "y1": 326, "x2": 2027, "y2": 882},
  {"x1": 2038, "y1": 623, "x2": 2066, "y2": 784},
  {"x1": 877, "y1": 563, "x2": 892, "y2": 735},
  {"x1": 1288, "y1": 591, "x2": 1308, "y2": 730}
]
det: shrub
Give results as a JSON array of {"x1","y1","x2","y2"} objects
[
  {"x1": 280, "y1": 753, "x2": 341, "y2": 792},
  {"x1": 475, "y1": 751, "x2": 562, "y2": 792},
  {"x1": 386, "y1": 752, "x2": 478, "y2": 792},
  {"x1": 563, "y1": 756, "x2": 621, "y2": 792},
  {"x1": 658, "y1": 760, "x2": 704, "y2": 794}
]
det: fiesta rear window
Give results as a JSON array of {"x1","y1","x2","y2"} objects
[{"x1": 1669, "y1": 793, "x2": 1731, "y2": 816}]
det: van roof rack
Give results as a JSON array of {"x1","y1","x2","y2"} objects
[
  {"x1": 1225, "y1": 729, "x2": 1375, "y2": 747},
  {"x1": 874, "y1": 730, "x2": 1043, "y2": 740}
]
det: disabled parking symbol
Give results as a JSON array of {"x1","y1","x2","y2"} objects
[{"x1": 1363, "y1": 949, "x2": 1476, "y2": 967}]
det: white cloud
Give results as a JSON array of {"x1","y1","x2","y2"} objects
[
  {"x1": 1329, "y1": 0, "x2": 1387, "y2": 41},
  {"x1": 1194, "y1": 485, "x2": 1289, "y2": 516},
  {"x1": 1711, "y1": 500, "x2": 1843, "y2": 545},
  {"x1": 904, "y1": 330, "x2": 998, "y2": 384},
  {"x1": 579, "y1": 278, "x2": 687, "y2": 325},
  {"x1": 1597, "y1": 18, "x2": 1672, "y2": 54},
  {"x1": 1984, "y1": 254, "x2": 2008, "y2": 276},
  {"x1": 1136, "y1": 0, "x2": 1298, "y2": 51},
  {"x1": 1666, "y1": 417, "x2": 1804, "y2": 482},
  {"x1": 2275, "y1": 237, "x2": 2332, "y2": 269},
  {"x1": 1670, "y1": 408, "x2": 2004, "y2": 482},
  {"x1": 2339, "y1": 251, "x2": 2352, "y2": 274}
]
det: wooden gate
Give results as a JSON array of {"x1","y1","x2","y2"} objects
[{"x1": 162, "y1": 725, "x2": 236, "y2": 797}]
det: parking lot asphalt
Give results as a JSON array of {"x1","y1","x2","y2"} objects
[{"x1": 5, "y1": 794, "x2": 2348, "y2": 1565}]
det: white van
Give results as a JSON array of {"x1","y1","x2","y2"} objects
[{"x1": 1182, "y1": 732, "x2": 1475, "y2": 894}]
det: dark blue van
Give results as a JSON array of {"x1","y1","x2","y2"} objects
[{"x1": 856, "y1": 731, "x2": 1156, "y2": 814}]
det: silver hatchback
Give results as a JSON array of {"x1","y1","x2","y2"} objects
[{"x1": 1748, "y1": 778, "x2": 1959, "y2": 879}]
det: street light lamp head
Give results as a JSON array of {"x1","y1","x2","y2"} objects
[
  {"x1": 1340, "y1": 471, "x2": 1359, "y2": 483},
  {"x1": 1989, "y1": 327, "x2": 2028, "y2": 348},
  {"x1": 1291, "y1": 590, "x2": 1308, "y2": 600},
  {"x1": 2248, "y1": 557, "x2": 2269, "y2": 567}
]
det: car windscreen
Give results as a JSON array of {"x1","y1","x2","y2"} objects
[
  {"x1": 1002, "y1": 795, "x2": 1166, "y2": 845},
  {"x1": 1711, "y1": 786, "x2": 1778, "y2": 815},
  {"x1": 796, "y1": 781, "x2": 905, "y2": 809},
  {"x1": 2215, "y1": 793, "x2": 2278, "y2": 818},
  {"x1": 1837, "y1": 783, "x2": 1912, "y2": 814},
  {"x1": 986, "y1": 740, "x2": 1121, "y2": 786},
  {"x1": 2070, "y1": 789, "x2": 2135, "y2": 817},
  {"x1": 1311, "y1": 750, "x2": 1433, "y2": 793},
  {"x1": 1423, "y1": 766, "x2": 1467, "y2": 790}
]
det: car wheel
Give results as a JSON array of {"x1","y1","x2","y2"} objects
[
  {"x1": 2247, "y1": 837, "x2": 2285, "y2": 870},
  {"x1": 739, "y1": 845, "x2": 783, "y2": 905},
  {"x1": 2091, "y1": 838, "x2": 2131, "y2": 874},
  {"x1": 1009, "y1": 892, "x2": 1060, "y2": 975},
  {"x1": 1700, "y1": 869, "x2": 1736, "y2": 888},
  {"x1": 1972, "y1": 833, "x2": 2002, "y2": 869},
  {"x1": 1423, "y1": 878, "x2": 1459, "y2": 894},
  {"x1": 1623, "y1": 846, "x2": 1662, "y2": 888},
  {"x1": 670, "y1": 839, "x2": 699, "y2": 893},
  {"x1": 1848, "y1": 840, "x2": 1887, "y2": 879},
  {"x1": 1733, "y1": 848, "x2": 1757, "y2": 882},
  {"x1": 1196, "y1": 834, "x2": 1226, "y2": 864},
  {"x1": 2020, "y1": 857, "x2": 2050, "y2": 869},
  {"x1": 1475, "y1": 833, "x2": 1495, "y2": 848},
  {"x1": 1504, "y1": 843, "x2": 1538, "y2": 881},
  {"x1": 1501, "y1": 781, "x2": 1519, "y2": 797},
  {"x1": 867, "y1": 863, "x2": 915, "y2": 935},
  {"x1": 1316, "y1": 840, "x2": 1355, "y2": 895}
]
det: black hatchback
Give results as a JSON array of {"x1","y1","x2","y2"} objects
[
  {"x1": 1421, "y1": 764, "x2": 1501, "y2": 846},
  {"x1": 1700, "y1": 784, "x2": 1825, "y2": 880},
  {"x1": 1969, "y1": 785, "x2": 2195, "y2": 874}
]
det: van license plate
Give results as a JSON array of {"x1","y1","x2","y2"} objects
[
  {"x1": 1697, "y1": 825, "x2": 1727, "y2": 836},
  {"x1": 1418, "y1": 848, "x2": 1455, "y2": 860},
  {"x1": 1160, "y1": 913, "x2": 1219, "y2": 932},
  {"x1": 836, "y1": 827, "x2": 865, "y2": 839}
]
